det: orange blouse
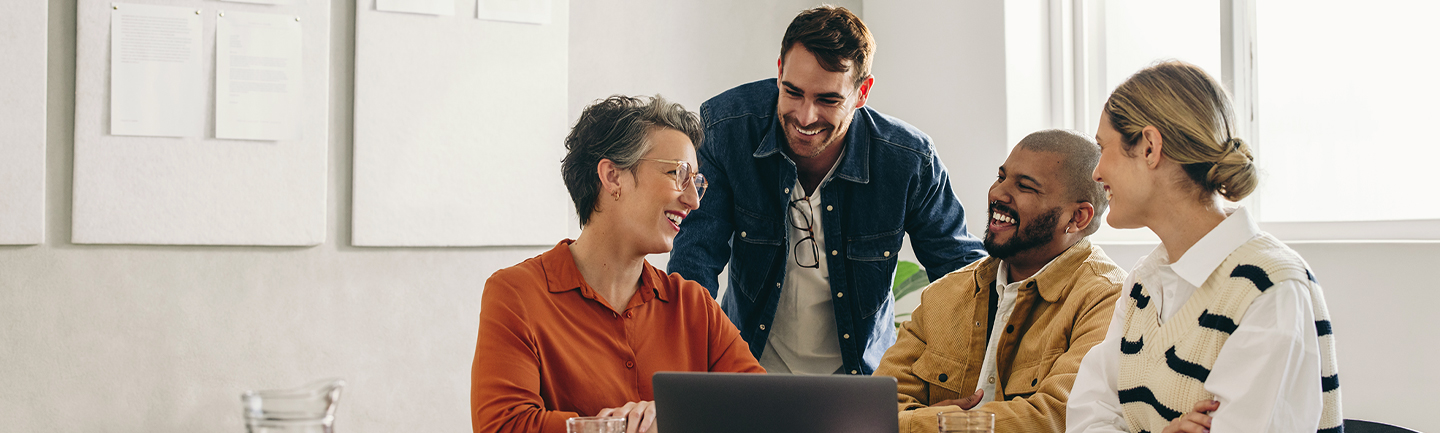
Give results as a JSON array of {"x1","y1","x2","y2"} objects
[{"x1": 471, "y1": 240, "x2": 764, "y2": 433}]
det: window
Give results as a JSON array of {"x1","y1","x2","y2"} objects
[
  {"x1": 1252, "y1": 1, "x2": 1440, "y2": 224},
  {"x1": 1041, "y1": 0, "x2": 1440, "y2": 241}
]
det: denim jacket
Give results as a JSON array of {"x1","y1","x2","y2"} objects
[{"x1": 668, "y1": 79, "x2": 987, "y2": 374}]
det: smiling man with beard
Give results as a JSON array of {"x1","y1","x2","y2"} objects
[
  {"x1": 873, "y1": 129, "x2": 1125, "y2": 433},
  {"x1": 668, "y1": 6, "x2": 986, "y2": 376}
]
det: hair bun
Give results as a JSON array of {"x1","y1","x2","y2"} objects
[{"x1": 1206, "y1": 137, "x2": 1257, "y2": 201}]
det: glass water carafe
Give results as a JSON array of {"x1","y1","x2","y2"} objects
[{"x1": 241, "y1": 378, "x2": 345, "y2": 433}]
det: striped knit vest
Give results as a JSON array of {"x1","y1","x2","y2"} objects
[{"x1": 1116, "y1": 234, "x2": 1343, "y2": 433}]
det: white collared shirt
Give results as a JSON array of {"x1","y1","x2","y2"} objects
[
  {"x1": 760, "y1": 158, "x2": 845, "y2": 375},
  {"x1": 1067, "y1": 207, "x2": 1322, "y2": 433},
  {"x1": 976, "y1": 258, "x2": 1057, "y2": 406}
]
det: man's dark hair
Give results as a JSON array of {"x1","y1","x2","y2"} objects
[
  {"x1": 1016, "y1": 129, "x2": 1108, "y2": 236},
  {"x1": 780, "y1": 5, "x2": 875, "y2": 88},
  {"x1": 561, "y1": 95, "x2": 703, "y2": 227}
]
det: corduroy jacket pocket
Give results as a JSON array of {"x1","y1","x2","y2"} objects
[{"x1": 913, "y1": 350, "x2": 964, "y2": 402}]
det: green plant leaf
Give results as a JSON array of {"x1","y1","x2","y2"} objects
[
  {"x1": 893, "y1": 260, "x2": 931, "y2": 329},
  {"x1": 893, "y1": 261, "x2": 921, "y2": 288},
  {"x1": 893, "y1": 271, "x2": 930, "y2": 302}
]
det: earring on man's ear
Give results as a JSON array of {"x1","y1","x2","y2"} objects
[{"x1": 1065, "y1": 226, "x2": 1075, "y2": 234}]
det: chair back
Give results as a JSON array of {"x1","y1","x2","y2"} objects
[{"x1": 1344, "y1": 419, "x2": 1422, "y2": 433}]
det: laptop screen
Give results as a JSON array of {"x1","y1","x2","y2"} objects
[{"x1": 653, "y1": 372, "x2": 899, "y2": 433}]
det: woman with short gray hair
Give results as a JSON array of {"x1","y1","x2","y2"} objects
[{"x1": 471, "y1": 95, "x2": 764, "y2": 433}]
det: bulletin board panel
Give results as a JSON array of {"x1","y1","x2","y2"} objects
[
  {"x1": 352, "y1": 0, "x2": 570, "y2": 247},
  {"x1": 72, "y1": 0, "x2": 329, "y2": 245},
  {"x1": 0, "y1": 1, "x2": 47, "y2": 245}
]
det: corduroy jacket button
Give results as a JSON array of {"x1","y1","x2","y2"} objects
[{"x1": 938, "y1": 373, "x2": 948, "y2": 382}]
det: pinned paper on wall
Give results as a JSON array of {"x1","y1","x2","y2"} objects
[
  {"x1": 76, "y1": 0, "x2": 332, "y2": 245},
  {"x1": 353, "y1": 0, "x2": 568, "y2": 247},
  {"x1": 377, "y1": 0, "x2": 454, "y2": 16},
  {"x1": 216, "y1": 10, "x2": 303, "y2": 141},
  {"x1": 110, "y1": 2, "x2": 203, "y2": 137},
  {"x1": 476, "y1": 0, "x2": 549, "y2": 24}
]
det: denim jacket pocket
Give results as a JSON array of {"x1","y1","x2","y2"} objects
[
  {"x1": 730, "y1": 206, "x2": 783, "y2": 302},
  {"x1": 846, "y1": 229, "x2": 904, "y2": 318}
]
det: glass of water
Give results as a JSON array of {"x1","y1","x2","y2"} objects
[
  {"x1": 566, "y1": 416, "x2": 626, "y2": 433},
  {"x1": 938, "y1": 410, "x2": 994, "y2": 433}
]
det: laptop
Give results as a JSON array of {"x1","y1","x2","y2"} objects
[{"x1": 653, "y1": 372, "x2": 899, "y2": 433}]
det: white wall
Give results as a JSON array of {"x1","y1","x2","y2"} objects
[
  {"x1": 862, "y1": 0, "x2": 1008, "y2": 239},
  {"x1": 4, "y1": 1, "x2": 1436, "y2": 432},
  {"x1": 0, "y1": 1, "x2": 853, "y2": 432}
]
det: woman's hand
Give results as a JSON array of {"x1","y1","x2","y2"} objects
[
  {"x1": 1162, "y1": 399, "x2": 1219, "y2": 433},
  {"x1": 596, "y1": 400, "x2": 658, "y2": 433}
]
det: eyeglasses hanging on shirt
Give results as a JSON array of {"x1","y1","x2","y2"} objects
[{"x1": 788, "y1": 197, "x2": 820, "y2": 269}]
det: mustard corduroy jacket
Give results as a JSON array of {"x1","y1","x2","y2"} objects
[{"x1": 874, "y1": 239, "x2": 1124, "y2": 433}]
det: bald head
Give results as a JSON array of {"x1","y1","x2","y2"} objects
[{"x1": 1015, "y1": 129, "x2": 1107, "y2": 236}]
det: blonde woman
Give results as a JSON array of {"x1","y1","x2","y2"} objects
[{"x1": 1065, "y1": 61, "x2": 1342, "y2": 433}]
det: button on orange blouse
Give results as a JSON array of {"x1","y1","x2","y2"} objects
[{"x1": 471, "y1": 240, "x2": 764, "y2": 433}]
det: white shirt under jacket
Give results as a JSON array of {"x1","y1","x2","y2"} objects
[
  {"x1": 1066, "y1": 207, "x2": 1322, "y2": 433},
  {"x1": 976, "y1": 258, "x2": 1056, "y2": 405},
  {"x1": 760, "y1": 159, "x2": 845, "y2": 375}
]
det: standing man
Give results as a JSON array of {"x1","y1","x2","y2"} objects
[
  {"x1": 874, "y1": 130, "x2": 1124, "y2": 433},
  {"x1": 668, "y1": 5, "x2": 986, "y2": 376}
]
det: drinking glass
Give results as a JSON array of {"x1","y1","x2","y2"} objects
[
  {"x1": 566, "y1": 416, "x2": 626, "y2": 433},
  {"x1": 937, "y1": 410, "x2": 994, "y2": 433},
  {"x1": 242, "y1": 378, "x2": 345, "y2": 433}
]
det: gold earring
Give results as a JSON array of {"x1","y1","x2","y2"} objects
[{"x1": 612, "y1": 188, "x2": 621, "y2": 200}]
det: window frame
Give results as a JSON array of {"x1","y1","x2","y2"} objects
[{"x1": 1055, "y1": 0, "x2": 1440, "y2": 242}]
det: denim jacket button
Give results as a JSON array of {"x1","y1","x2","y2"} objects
[
  {"x1": 826, "y1": 205, "x2": 833, "y2": 211},
  {"x1": 883, "y1": 251, "x2": 890, "y2": 257},
  {"x1": 740, "y1": 231, "x2": 746, "y2": 238},
  {"x1": 759, "y1": 324, "x2": 766, "y2": 330},
  {"x1": 783, "y1": 188, "x2": 790, "y2": 194},
  {"x1": 830, "y1": 250, "x2": 838, "y2": 256},
  {"x1": 836, "y1": 292, "x2": 844, "y2": 298}
]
